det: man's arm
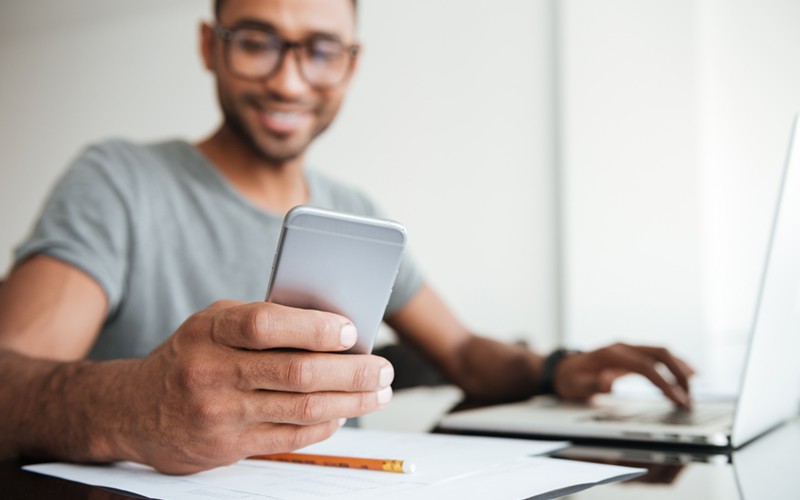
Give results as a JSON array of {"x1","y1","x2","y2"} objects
[
  {"x1": 0, "y1": 256, "x2": 107, "y2": 360},
  {"x1": 0, "y1": 255, "x2": 118, "y2": 461},
  {"x1": 386, "y1": 283, "x2": 693, "y2": 406},
  {"x1": 0, "y1": 256, "x2": 394, "y2": 474},
  {"x1": 385, "y1": 283, "x2": 545, "y2": 402}
]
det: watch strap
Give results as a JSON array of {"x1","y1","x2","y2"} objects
[{"x1": 540, "y1": 348, "x2": 571, "y2": 395}]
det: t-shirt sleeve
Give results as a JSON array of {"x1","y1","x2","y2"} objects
[
  {"x1": 349, "y1": 194, "x2": 424, "y2": 316},
  {"x1": 385, "y1": 246, "x2": 424, "y2": 315},
  {"x1": 14, "y1": 143, "x2": 132, "y2": 314}
]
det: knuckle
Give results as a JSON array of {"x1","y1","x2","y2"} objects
[
  {"x1": 268, "y1": 421, "x2": 338, "y2": 454},
  {"x1": 297, "y1": 393, "x2": 324, "y2": 422},
  {"x1": 285, "y1": 355, "x2": 314, "y2": 389},
  {"x1": 284, "y1": 426, "x2": 315, "y2": 452},
  {"x1": 351, "y1": 361, "x2": 371, "y2": 390},
  {"x1": 177, "y1": 355, "x2": 227, "y2": 392},
  {"x1": 179, "y1": 362, "x2": 211, "y2": 391},
  {"x1": 195, "y1": 400, "x2": 229, "y2": 428},
  {"x1": 246, "y1": 307, "x2": 268, "y2": 343}
]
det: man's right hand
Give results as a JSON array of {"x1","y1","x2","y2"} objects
[{"x1": 115, "y1": 300, "x2": 393, "y2": 474}]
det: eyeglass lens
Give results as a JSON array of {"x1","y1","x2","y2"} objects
[{"x1": 226, "y1": 28, "x2": 353, "y2": 88}]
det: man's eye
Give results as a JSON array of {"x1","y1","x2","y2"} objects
[
  {"x1": 311, "y1": 50, "x2": 337, "y2": 62},
  {"x1": 309, "y1": 42, "x2": 343, "y2": 63},
  {"x1": 238, "y1": 39, "x2": 267, "y2": 53},
  {"x1": 235, "y1": 33, "x2": 279, "y2": 54}
]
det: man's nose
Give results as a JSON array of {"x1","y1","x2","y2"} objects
[{"x1": 265, "y1": 49, "x2": 310, "y2": 98}]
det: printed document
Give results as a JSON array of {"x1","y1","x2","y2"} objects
[{"x1": 24, "y1": 428, "x2": 643, "y2": 499}]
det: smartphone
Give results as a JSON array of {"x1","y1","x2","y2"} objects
[{"x1": 265, "y1": 205, "x2": 407, "y2": 354}]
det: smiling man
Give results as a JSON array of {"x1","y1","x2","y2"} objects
[{"x1": 0, "y1": 0, "x2": 693, "y2": 474}]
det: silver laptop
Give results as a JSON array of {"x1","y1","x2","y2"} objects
[{"x1": 440, "y1": 115, "x2": 800, "y2": 449}]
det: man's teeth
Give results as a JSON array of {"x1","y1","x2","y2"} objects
[{"x1": 267, "y1": 111, "x2": 302, "y2": 121}]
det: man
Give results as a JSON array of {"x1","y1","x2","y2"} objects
[{"x1": 0, "y1": 0, "x2": 693, "y2": 475}]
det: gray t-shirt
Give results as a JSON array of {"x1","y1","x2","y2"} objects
[{"x1": 15, "y1": 139, "x2": 423, "y2": 360}]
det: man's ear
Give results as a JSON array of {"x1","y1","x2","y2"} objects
[{"x1": 199, "y1": 22, "x2": 215, "y2": 71}]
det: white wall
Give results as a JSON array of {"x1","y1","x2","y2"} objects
[
  {"x1": 696, "y1": 0, "x2": 800, "y2": 390},
  {"x1": 559, "y1": 0, "x2": 705, "y2": 359},
  {"x1": 0, "y1": 0, "x2": 558, "y2": 348},
  {"x1": 0, "y1": 0, "x2": 218, "y2": 266},
  {"x1": 559, "y1": 0, "x2": 800, "y2": 393}
]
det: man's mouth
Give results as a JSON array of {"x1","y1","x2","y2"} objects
[{"x1": 257, "y1": 107, "x2": 314, "y2": 135}]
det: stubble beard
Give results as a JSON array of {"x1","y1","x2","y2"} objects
[{"x1": 221, "y1": 93, "x2": 337, "y2": 166}]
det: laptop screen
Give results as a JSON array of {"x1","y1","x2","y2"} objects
[{"x1": 731, "y1": 114, "x2": 800, "y2": 447}]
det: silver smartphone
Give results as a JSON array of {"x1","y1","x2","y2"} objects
[{"x1": 265, "y1": 205, "x2": 407, "y2": 354}]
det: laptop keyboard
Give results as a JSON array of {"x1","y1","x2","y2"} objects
[{"x1": 591, "y1": 407, "x2": 730, "y2": 426}]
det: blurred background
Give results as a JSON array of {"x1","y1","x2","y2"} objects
[{"x1": 1, "y1": 0, "x2": 799, "y2": 398}]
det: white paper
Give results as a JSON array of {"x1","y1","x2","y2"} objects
[
  {"x1": 294, "y1": 428, "x2": 569, "y2": 483},
  {"x1": 23, "y1": 461, "x2": 273, "y2": 500},
  {"x1": 24, "y1": 429, "x2": 643, "y2": 500},
  {"x1": 391, "y1": 457, "x2": 647, "y2": 500}
]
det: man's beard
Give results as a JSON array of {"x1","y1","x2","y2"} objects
[
  {"x1": 222, "y1": 106, "x2": 307, "y2": 165},
  {"x1": 220, "y1": 92, "x2": 338, "y2": 164}
]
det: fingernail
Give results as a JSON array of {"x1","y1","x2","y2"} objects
[
  {"x1": 340, "y1": 324, "x2": 357, "y2": 348},
  {"x1": 379, "y1": 364, "x2": 394, "y2": 388},
  {"x1": 338, "y1": 418, "x2": 347, "y2": 427},
  {"x1": 377, "y1": 386, "x2": 393, "y2": 405}
]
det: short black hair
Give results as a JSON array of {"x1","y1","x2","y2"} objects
[{"x1": 214, "y1": 0, "x2": 358, "y2": 19}]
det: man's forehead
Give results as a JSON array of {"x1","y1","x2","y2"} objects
[{"x1": 218, "y1": 0, "x2": 355, "y2": 38}]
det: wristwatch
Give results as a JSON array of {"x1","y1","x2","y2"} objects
[{"x1": 540, "y1": 348, "x2": 573, "y2": 395}]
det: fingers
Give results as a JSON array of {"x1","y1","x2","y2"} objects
[
  {"x1": 148, "y1": 300, "x2": 393, "y2": 473},
  {"x1": 242, "y1": 387, "x2": 393, "y2": 425},
  {"x1": 236, "y1": 351, "x2": 394, "y2": 392},
  {"x1": 595, "y1": 344, "x2": 692, "y2": 407},
  {"x1": 242, "y1": 419, "x2": 343, "y2": 457},
  {"x1": 628, "y1": 345, "x2": 694, "y2": 393},
  {"x1": 207, "y1": 302, "x2": 358, "y2": 352}
]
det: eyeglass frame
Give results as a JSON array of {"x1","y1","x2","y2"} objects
[{"x1": 212, "y1": 23, "x2": 360, "y2": 90}]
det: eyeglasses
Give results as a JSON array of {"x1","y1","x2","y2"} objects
[{"x1": 214, "y1": 24, "x2": 359, "y2": 90}]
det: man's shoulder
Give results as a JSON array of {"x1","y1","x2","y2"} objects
[
  {"x1": 66, "y1": 138, "x2": 200, "y2": 190},
  {"x1": 78, "y1": 138, "x2": 192, "y2": 170},
  {"x1": 42, "y1": 138, "x2": 208, "y2": 216}
]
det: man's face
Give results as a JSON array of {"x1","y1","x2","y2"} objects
[{"x1": 205, "y1": 0, "x2": 357, "y2": 164}]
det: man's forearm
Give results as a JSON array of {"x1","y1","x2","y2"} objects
[
  {"x1": 0, "y1": 349, "x2": 134, "y2": 463},
  {"x1": 450, "y1": 335, "x2": 545, "y2": 403}
]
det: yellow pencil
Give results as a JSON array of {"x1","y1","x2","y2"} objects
[{"x1": 249, "y1": 452, "x2": 416, "y2": 474}]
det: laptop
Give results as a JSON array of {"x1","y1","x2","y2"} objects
[{"x1": 440, "y1": 115, "x2": 800, "y2": 449}]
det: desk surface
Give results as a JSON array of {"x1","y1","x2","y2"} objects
[
  {"x1": 554, "y1": 416, "x2": 800, "y2": 499},
  {"x1": 4, "y1": 418, "x2": 799, "y2": 499}
]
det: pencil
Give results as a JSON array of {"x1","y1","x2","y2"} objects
[{"x1": 249, "y1": 452, "x2": 416, "y2": 474}]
